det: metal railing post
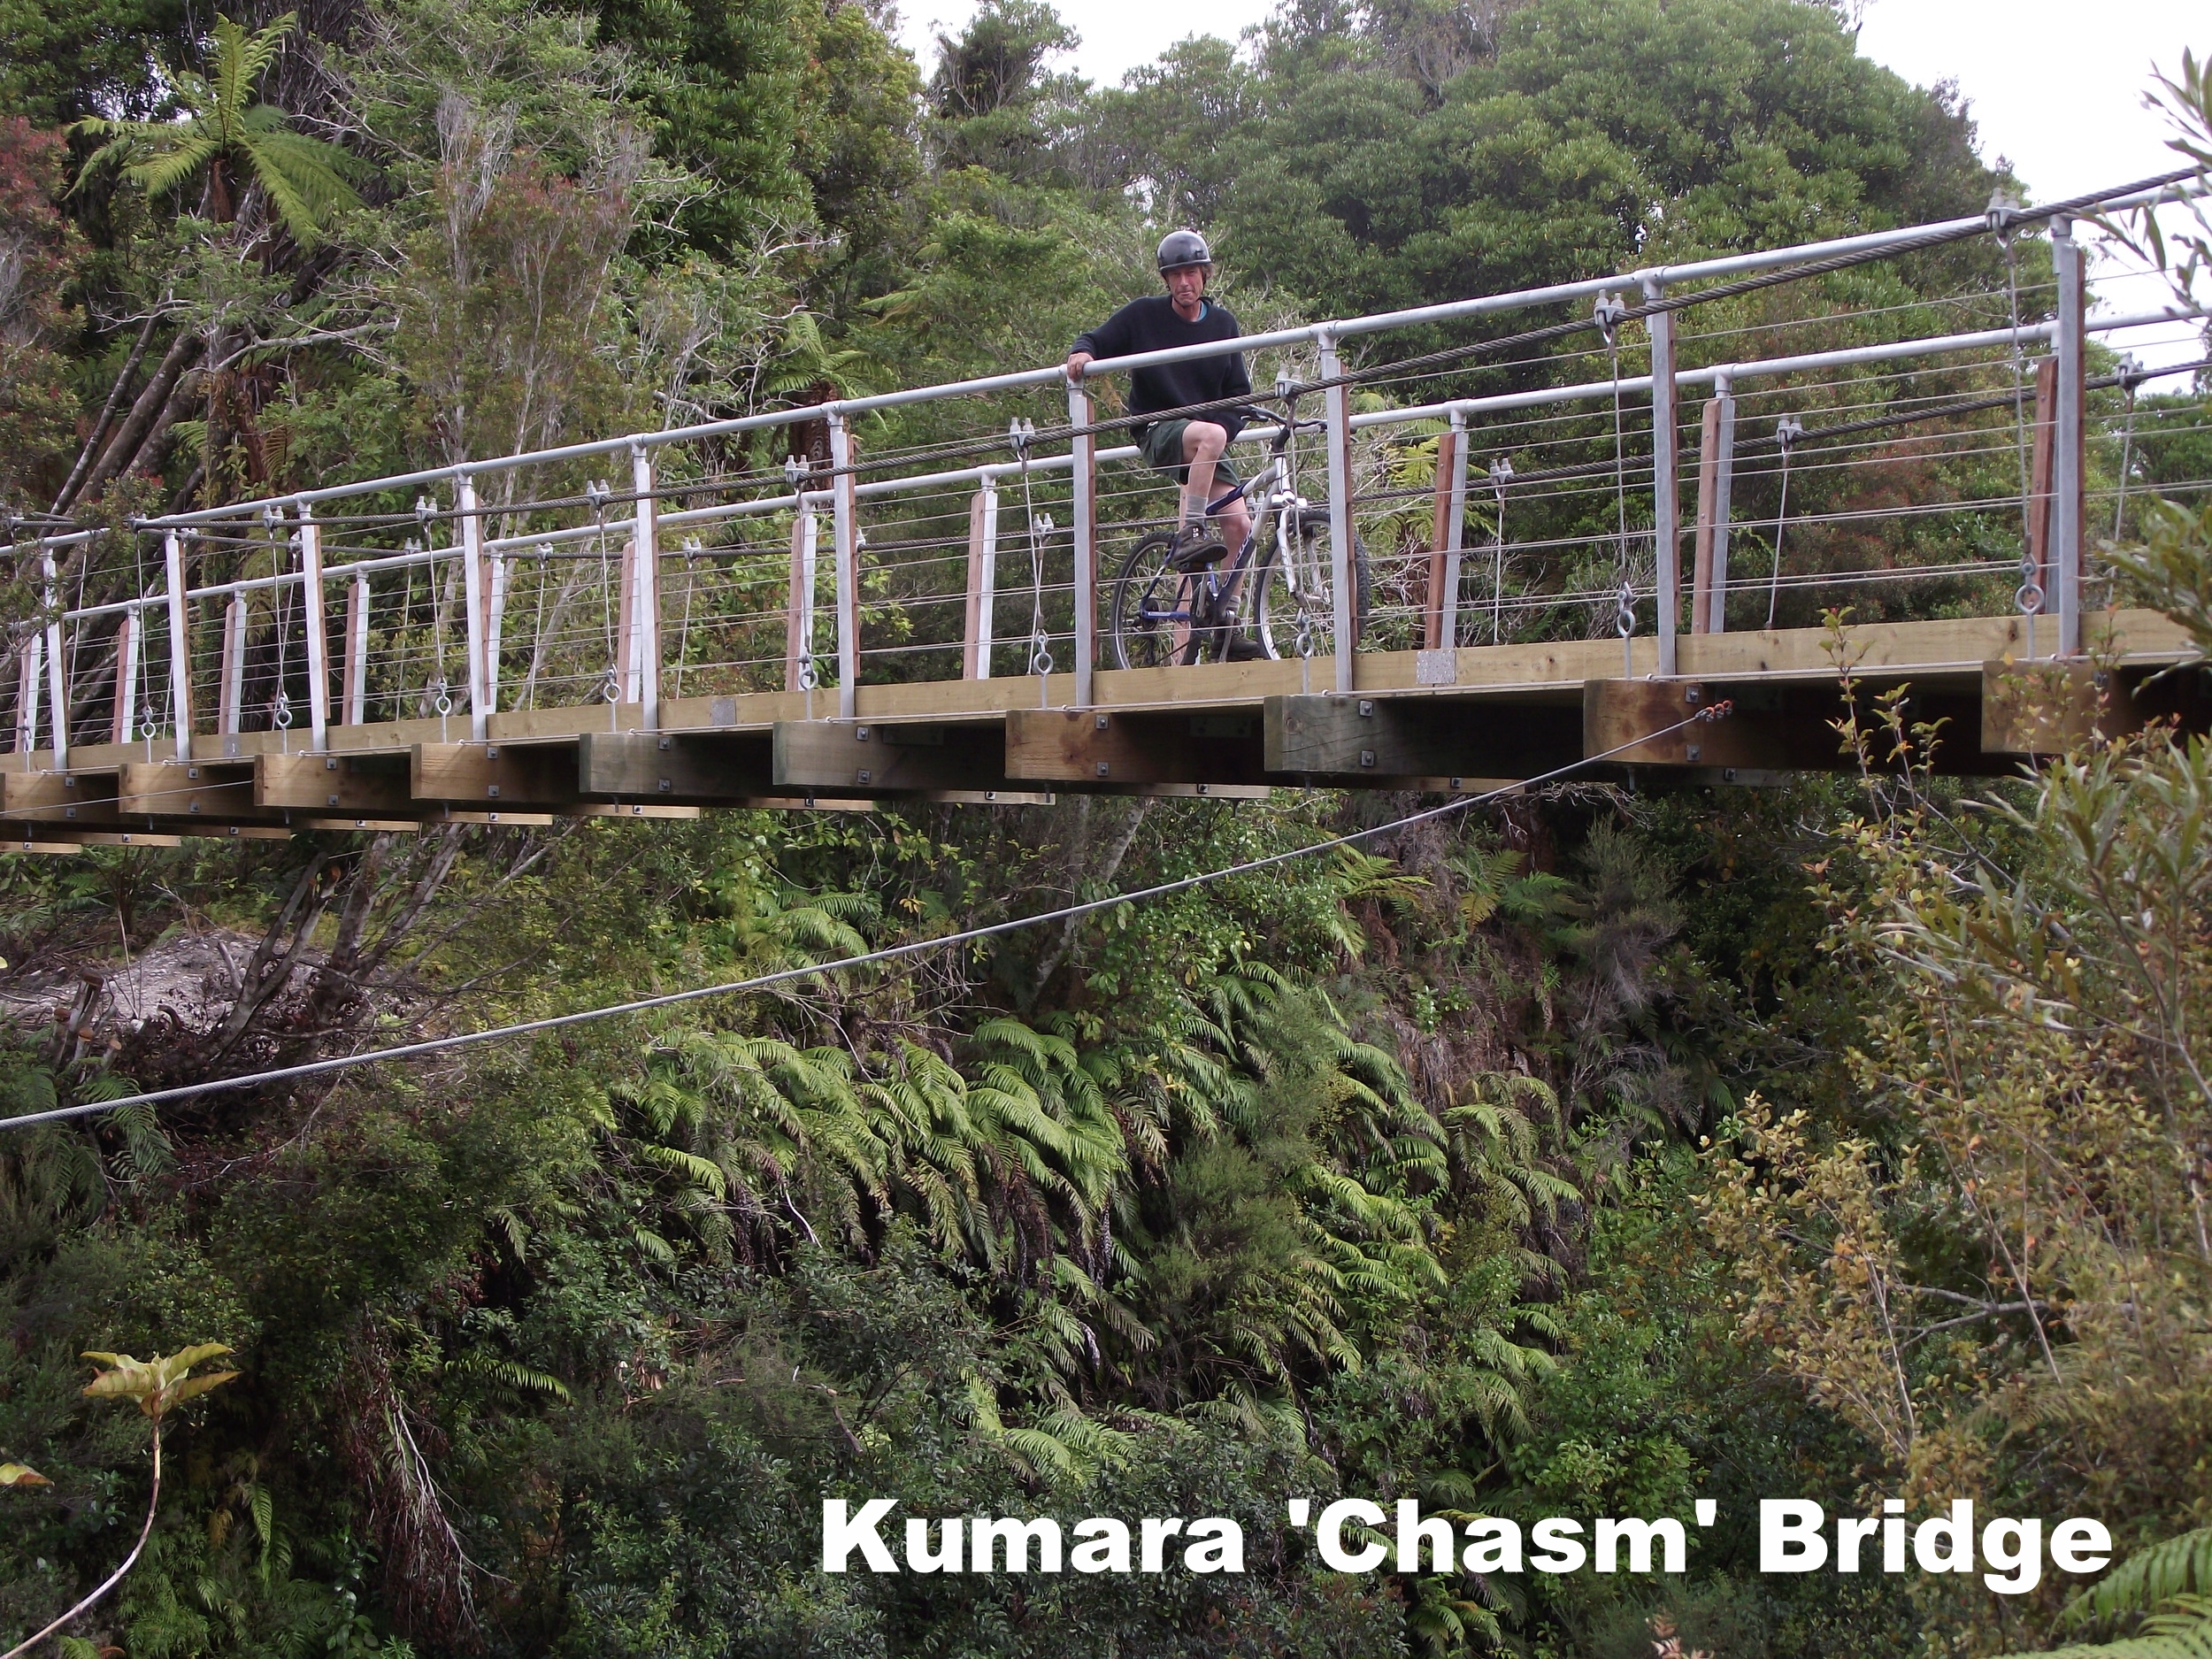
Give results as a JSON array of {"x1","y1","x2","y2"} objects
[
  {"x1": 40, "y1": 548, "x2": 66, "y2": 768},
  {"x1": 165, "y1": 531, "x2": 192, "y2": 758},
  {"x1": 631, "y1": 442, "x2": 660, "y2": 728},
  {"x1": 1318, "y1": 331, "x2": 1357, "y2": 692},
  {"x1": 299, "y1": 503, "x2": 329, "y2": 750},
  {"x1": 827, "y1": 411, "x2": 860, "y2": 718},
  {"x1": 2054, "y1": 217, "x2": 2085, "y2": 655},
  {"x1": 1067, "y1": 383, "x2": 1097, "y2": 706},
  {"x1": 1644, "y1": 276, "x2": 1680, "y2": 675},
  {"x1": 457, "y1": 472, "x2": 490, "y2": 740}
]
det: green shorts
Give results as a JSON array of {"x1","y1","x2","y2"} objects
[{"x1": 1139, "y1": 419, "x2": 1242, "y2": 493}]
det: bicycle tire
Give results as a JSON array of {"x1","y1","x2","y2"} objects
[
  {"x1": 1110, "y1": 531, "x2": 1210, "y2": 670},
  {"x1": 1252, "y1": 507, "x2": 1371, "y2": 662}
]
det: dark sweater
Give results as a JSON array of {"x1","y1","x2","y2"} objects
[{"x1": 1071, "y1": 296, "x2": 1252, "y2": 443}]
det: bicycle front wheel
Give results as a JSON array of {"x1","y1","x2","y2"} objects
[
  {"x1": 1253, "y1": 508, "x2": 1370, "y2": 662},
  {"x1": 1110, "y1": 532, "x2": 1202, "y2": 670}
]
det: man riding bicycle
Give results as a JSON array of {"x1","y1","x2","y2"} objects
[{"x1": 1067, "y1": 229, "x2": 1264, "y2": 661}]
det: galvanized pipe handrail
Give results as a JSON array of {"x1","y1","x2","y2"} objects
[{"x1": 125, "y1": 170, "x2": 2203, "y2": 532}]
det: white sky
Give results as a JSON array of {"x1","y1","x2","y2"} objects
[{"x1": 894, "y1": 0, "x2": 2208, "y2": 366}]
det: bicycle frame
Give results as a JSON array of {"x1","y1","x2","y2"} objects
[{"x1": 1143, "y1": 404, "x2": 1317, "y2": 636}]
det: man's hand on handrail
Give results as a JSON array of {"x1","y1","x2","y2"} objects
[{"x1": 1065, "y1": 350, "x2": 1094, "y2": 386}]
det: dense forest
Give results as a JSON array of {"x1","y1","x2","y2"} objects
[{"x1": 4, "y1": 0, "x2": 2212, "y2": 1654}]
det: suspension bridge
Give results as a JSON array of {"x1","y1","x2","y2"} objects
[{"x1": 6, "y1": 177, "x2": 2210, "y2": 852}]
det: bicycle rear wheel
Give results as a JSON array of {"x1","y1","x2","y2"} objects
[
  {"x1": 1253, "y1": 508, "x2": 1370, "y2": 661},
  {"x1": 1111, "y1": 532, "x2": 1208, "y2": 670}
]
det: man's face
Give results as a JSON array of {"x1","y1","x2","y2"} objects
[{"x1": 1164, "y1": 263, "x2": 1210, "y2": 309}]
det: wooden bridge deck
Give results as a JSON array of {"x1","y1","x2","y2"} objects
[{"x1": 4, "y1": 611, "x2": 2193, "y2": 850}]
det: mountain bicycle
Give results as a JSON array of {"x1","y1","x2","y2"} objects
[{"x1": 1108, "y1": 391, "x2": 1371, "y2": 670}]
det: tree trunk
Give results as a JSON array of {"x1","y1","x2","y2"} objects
[
  {"x1": 51, "y1": 310, "x2": 160, "y2": 515},
  {"x1": 66, "y1": 328, "x2": 202, "y2": 510}
]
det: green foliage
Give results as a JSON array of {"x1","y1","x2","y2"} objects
[{"x1": 73, "y1": 12, "x2": 367, "y2": 245}]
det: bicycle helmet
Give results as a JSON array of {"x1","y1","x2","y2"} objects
[{"x1": 1156, "y1": 229, "x2": 1213, "y2": 273}]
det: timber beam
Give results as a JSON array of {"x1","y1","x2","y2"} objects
[
  {"x1": 772, "y1": 720, "x2": 1010, "y2": 795},
  {"x1": 411, "y1": 741, "x2": 580, "y2": 808},
  {"x1": 1979, "y1": 660, "x2": 2140, "y2": 755},
  {"x1": 259, "y1": 752, "x2": 417, "y2": 815},
  {"x1": 1005, "y1": 709, "x2": 1268, "y2": 788},
  {"x1": 119, "y1": 761, "x2": 286, "y2": 824},
  {"x1": 579, "y1": 730, "x2": 774, "y2": 803},
  {"x1": 4, "y1": 769, "x2": 119, "y2": 826},
  {"x1": 1265, "y1": 694, "x2": 1580, "y2": 784}
]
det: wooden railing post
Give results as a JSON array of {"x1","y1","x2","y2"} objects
[
  {"x1": 219, "y1": 593, "x2": 246, "y2": 737},
  {"x1": 165, "y1": 531, "x2": 193, "y2": 759},
  {"x1": 827, "y1": 412, "x2": 860, "y2": 718},
  {"x1": 1702, "y1": 378, "x2": 1736, "y2": 634},
  {"x1": 1644, "y1": 276, "x2": 1680, "y2": 676},
  {"x1": 1424, "y1": 422, "x2": 1460, "y2": 652},
  {"x1": 111, "y1": 608, "x2": 140, "y2": 744},
  {"x1": 457, "y1": 472, "x2": 489, "y2": 740},
  {"x1": 15, "y1": 634, "x2": 41, "y2": 760},
  {"x1": 1318, "y1": 330, "x2": 1357, "y2": 693},
  {"x1": 2053, "y1": 216, "x2": 2085, "y2": 656},
  {"x1": 343, "y1": 573, "x2": 368, "y2": 725},
  {"x1": 1066, "y1": 385, "x2": 1097, "y2": 706},
  {"x1": 41, "y1": 547, "x2": 66, "y2": 769},
  {"x1": 631, "y1": 442, "x2": 660, "y2": 728},
  {"x1": 786, "y1": 498, "x2": 818, "y2": 695},
  {"x1": 964, "y1": 483, "x2": 999, "y2": 680},
  {"x1": 2025, "y1": 355, "x2": 2057, "y2": 640},
  {"x1": 299, "y1": 503, "x2": 329, "y2": 750}
]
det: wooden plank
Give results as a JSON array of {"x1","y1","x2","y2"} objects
[
  {"x1": 1265, "y1": 695, "x2": 1579, "y2": 779},
  {"x1": 435, "y1": 809, "x2": 557, "y2": 826},
  {"x1": 572, "y1": 801, "x2": 703, "y2": 820},
  {"x1": 172, "y1": 824, "x2": 297, "y2": 841},
  {"x1": 7, "y1": 828, "x2": 182, "y2": 851},
  {"x1": 411, "y1": 742, "x2": 580, "y2": 806},
  {"x1": 119, "y1": 761, "x2": 278, "y2": 821},
  {"x1": 1980, "y1": 659, "x2": 2135, "y2": 755},
  {"x1": 299, "y1": 818, "x2": 424, "y2": 833},
  {"x1": 577, "y1": 730, "x2": 773, "y2": 803},
  {"x1": 4, "y1": 769, "x2": 120, "y2": 826},
  {"x1": 920, "y1": 788, "x2": 1054, "y2": 805},
  {"x1": 1003, "y1": 708, "x2": 1267, "y2": 786},
  {"x1": 772, "y1": 720, "x2": 1009, "y2": 793},
  {"x1": 258, "y1": 751, "x2": 416, "y2": 813}
]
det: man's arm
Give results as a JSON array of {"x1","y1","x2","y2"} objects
[{"x1": 1068, "y1": 303, "x2": 1136, "y2": 381}]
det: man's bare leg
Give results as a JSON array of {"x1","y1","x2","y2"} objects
[{"x1": 1179, "y1": 420, "x2": 1228, "y2": 534}]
